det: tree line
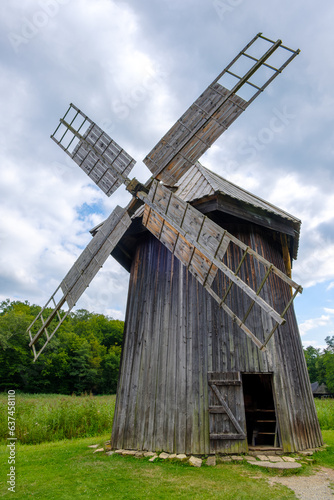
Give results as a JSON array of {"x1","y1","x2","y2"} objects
[
  {"x1": 0, "y1": 300, "x2": 124, "y2": 394},
  {"x1": 303, "y1": 337, "x2": 334, "y2": 393}
]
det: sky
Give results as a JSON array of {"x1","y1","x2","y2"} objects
[{"x1": 0, "y1": 0, "x2": 333, "y2": 350}]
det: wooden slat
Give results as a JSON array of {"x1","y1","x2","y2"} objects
[
  {"x1": 209, "y1": 406, "x2": 227, "y2": 414},
  {"x1": 208, "y1": 380, "x2": 241, "y2": 386},
  {"x1": 143, "y1": 180, "x2": 297, "y2": 306},
  {"x1": 143, "y1": 204, "x2": 218, "y2": 287},
  {"x1": 210, "y1": 433, "x2": 245, "y2": 440}
]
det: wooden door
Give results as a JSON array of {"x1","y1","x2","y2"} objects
[{"x1": 208, "y1": 372, "x2": 247, "y2": 453}]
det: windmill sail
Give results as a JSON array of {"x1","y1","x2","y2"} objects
[
  {"x1": 144, "y1": 33, "x2": 299, "y2": 187},
  {"x1": 28, "y1": 33, "x2": 301, "y2": 360},
  {"x1": 140, "y1": 180, "x2": 302, "y2": 350},
  {"x1": 28, "y1": 206, "x2": 131, "y2": 361},
  {"x1": 51, "y1": 103, "x2": 136, "y2": 196}
]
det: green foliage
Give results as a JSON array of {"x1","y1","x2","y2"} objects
[
  {"x1": 303, "y1": 346, "x2": 321, "y2": 382},
  {"x1": 0, "y1": 300, "x2": 124, "y2": 394},
  {"x1": 0, "y1": 393, "x2": 115, "y2": 444},
  {"x1": 304, "y1": 336, "x2": 334, "y2": 391},
  {"x1": 100, "y1": 345, "x2": 122, "y2": 394},
  {"x1": 314, "y1": 398, "x2": 334, "y2": 430},
  {"x1": 323, "y1": 336, "x2": 334, "y2": 393}
]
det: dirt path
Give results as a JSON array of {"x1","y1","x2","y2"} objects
[{"x1": 269, "y1": 467, "x2": 334, "y2": 499}]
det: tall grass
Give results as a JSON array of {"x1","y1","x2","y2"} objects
[
  {"x1": 314, "y1": 398, "x2": 334, "y2": 430},
  {"x1": 0, "y1": 393, "x2": 115, "y2": 444},
  {"x1": 1, "y1": 393, "x2": 333, "y2": 446}
]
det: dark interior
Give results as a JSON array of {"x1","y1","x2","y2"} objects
[{"x1": 242, "y1": 373, "x2": 279, "y2": 448}]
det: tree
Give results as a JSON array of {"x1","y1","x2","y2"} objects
[
  {"x1": 0, "y1": 301, "x2": 37, "y2": 391},
  {"x1": 99, "y1": 345, "x2": 122, "y2": 394},
  {"x1": 303, "y1": 337, "x2": 334, "y2": 393},
  {"x1": 323, "y1": 336, "x2": 334, "y2": 393},
  {"x1": 303, "y1": 346, "x2": 321, "y2": 383}
]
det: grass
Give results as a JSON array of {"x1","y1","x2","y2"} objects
[
  {"x1": 313, "y1": 430, "x2": 334, "y2": 468},
  {"x1": 0, "y1": 395, "x2": 333, "y2": 498},
  {"x1": 1, "y1": 393, "x2": 331, "y2": 445},
  {"x1": 0, "y1": 434, "x2": 296, "y2": 499},
  {"x1": 314, "y1": 398, "x2": 334, "y2": 430},
  {"x1": 0, "y1": 393, "x2": 115, "y2": 444}
]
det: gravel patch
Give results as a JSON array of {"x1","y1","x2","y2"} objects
[{"x1": 269, "y1": 467, "x2": 334, "y2": 500}]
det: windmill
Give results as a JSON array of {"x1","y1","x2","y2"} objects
[{"x1": 28, "y1": 33, "x2": 323, "y2": 455}]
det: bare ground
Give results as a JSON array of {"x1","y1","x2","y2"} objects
[{"x1": 269, "y1": 467, "x2": 334, "y2": 499}]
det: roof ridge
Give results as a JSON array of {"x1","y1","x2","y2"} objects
[{"x1": 195, "y1": 161, "x2": 220, "y2": 192}]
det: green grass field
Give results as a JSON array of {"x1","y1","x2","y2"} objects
[
  {"x1": 0, "y1": 393, "x2": 115, "y2": 444},
  {"x1": 1, "y1": 434, "x2": 300, "y2": 500},
  {"x1": 0, "y1": 394, "x2": 333, "y2": 499},
  {"x1": 314, "y1": 398, "x2": 334, "y2": 429}
]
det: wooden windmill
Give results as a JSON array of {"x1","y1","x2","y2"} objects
[{"x1": 28, "y1": 33, "x2": 322, "y2": 454}]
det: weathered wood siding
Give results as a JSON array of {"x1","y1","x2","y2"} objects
[
  {"x1": 111, "y1": 221, "x2": 322, "y2": 454},
  {"x1": 208, "y1": 372, "x2": 247, "y2": 454}
]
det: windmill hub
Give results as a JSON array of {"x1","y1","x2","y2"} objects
[{"x1": 125, "y1": 177, "x2": 149, "y2": 197}]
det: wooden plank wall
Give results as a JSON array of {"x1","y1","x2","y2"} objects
[
  {"x1": 111, "y1": 222, "x2": 323, "y2": 454},
  {"x1": 111, "y1": 235, "x2": 210, "y2": 454}
]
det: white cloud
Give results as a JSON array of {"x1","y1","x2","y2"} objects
[
  {"x1": 267, "y1": 173, "x2": 334, "y2": 231},
  {"x1": 293, "y1": 241, "x2": 334, "y2": 288},
  {"x1": 301, "y1": 339, "x2": 327, "y2": 350},
  {"x1": 299, "y1": 315, "x2": 332, "y2": 336},
  {"x1": 75, "y1": 258, "x2": 129, "y2": 320},
  {"x1": 259, "y1": 173, "x2": 334, "y2": 288}
]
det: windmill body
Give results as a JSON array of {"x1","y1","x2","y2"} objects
[
  {"x1": 110, "y1": 163, "x2": 322, "y2": 454},
  {"x1": 27, "y1": 34, "x2": 323, "y2": 454}
]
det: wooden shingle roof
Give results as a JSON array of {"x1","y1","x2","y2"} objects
[
  {"x1": 175, "y1": 162, "x2": 300, "y2": 225},
  {"x1": 173, "y1": 162, "x2": 301, "y2": 260}
]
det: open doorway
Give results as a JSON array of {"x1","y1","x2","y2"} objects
[{"x1": 242, "y1": 373, "x2": 280, "y2": 449}]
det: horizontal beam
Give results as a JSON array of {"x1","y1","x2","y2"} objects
[{"x1": 210, "y1": 433, "x2": 245, "y2": 440}]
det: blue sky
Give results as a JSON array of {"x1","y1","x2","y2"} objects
[{"x1": 0, "y1": 0, "x2": 333, "y2": 349}]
